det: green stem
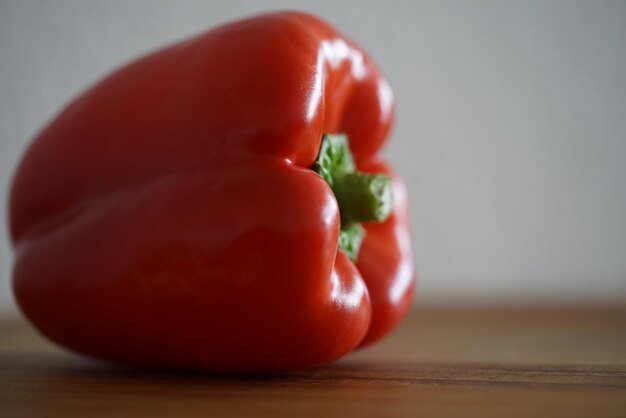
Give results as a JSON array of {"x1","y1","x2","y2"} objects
[
  {"x1": 333, "y1": 171, "x2": 392, "y2": 226},
  {"x1": 313, "y1": 134, "x2": 393, "y2": 262}
]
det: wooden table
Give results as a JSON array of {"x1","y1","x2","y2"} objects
[{"x1": 1, "y1": 306, "x2": 625, "y2": 417}]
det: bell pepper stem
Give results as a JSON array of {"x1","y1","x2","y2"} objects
[
  {"x1": 333, "y1": 171, "x2": 392, "y2": 226},
  {"x1": 313, "y1": 133, "x2": 393, "y2": 262}
]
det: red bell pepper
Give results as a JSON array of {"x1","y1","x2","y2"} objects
[{"x1": 10, "y1": 12, "x2": 415, "y2": 373}]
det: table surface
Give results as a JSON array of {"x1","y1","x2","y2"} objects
[{"x1": 1, "y1": 306, "x2": 625, "y2": 417}]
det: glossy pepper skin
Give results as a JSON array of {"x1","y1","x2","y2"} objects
[{"x1": 10, "y1": 12, "x2": 415, "y2": 373}]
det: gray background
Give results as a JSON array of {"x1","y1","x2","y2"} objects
[{"x1": 1, "y1": 0, "x2": 625, "y2": 313}]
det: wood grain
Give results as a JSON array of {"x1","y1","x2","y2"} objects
[{"x1": 1, "y1": 306, "x2": 625, "y2": 417}]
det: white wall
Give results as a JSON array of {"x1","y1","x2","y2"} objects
[{"x1": 1, "y1": 0, "x2": 625, "y2": 312}]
